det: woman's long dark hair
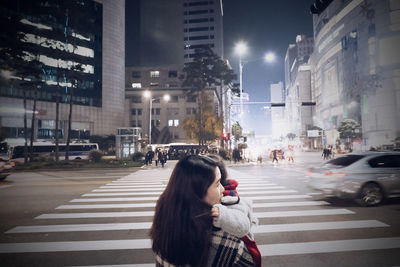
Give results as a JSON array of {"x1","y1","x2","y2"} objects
[{"x1": 150, "y1": 155, "x2": 218, "y2": 266}]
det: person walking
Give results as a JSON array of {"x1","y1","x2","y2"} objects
[
  {"x1": 158, "y1": 150, "x2": 166, "y2": 168},
  {"x1": 150, "y1": 155, "x2": 255, "y2": 267},
  {"x1": 154, "y1": 149, "x2": 159, "y2": 167},
  {"x1": 272, "y1": 149, "x2": 279, "y2": 164},
  {"x1": 287, "y1": 146, "x2": 294, "y2": 163}
]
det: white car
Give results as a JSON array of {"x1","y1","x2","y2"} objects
[{"x1": 306, "y1": 152, "x2": 400, "y2": 206}]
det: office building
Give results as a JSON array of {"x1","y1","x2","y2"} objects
[
  {"x1": 0, "y1": 0, "x2": 125, "y2": 141},
  {"x1": 310, "y1": 0, "x2": 400, "y2": 148}
]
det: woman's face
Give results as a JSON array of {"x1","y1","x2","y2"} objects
[{"x1": 204, "y1": 167, "x2": 224, "y2": 205}]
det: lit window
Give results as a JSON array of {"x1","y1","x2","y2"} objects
[
  {"x1": 168, "y1": 120, "x2": 173, "y2": 127},
  {"x1": 131, "y1": 83, "x2": 141, "y2": 88},
  {"x1": 174, "y1": 120, "x2": 179, "y2": 126},
  {"x1": 150, "y1": 71, "x2": 160, "y2": 78}
]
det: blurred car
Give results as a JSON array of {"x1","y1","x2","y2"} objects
[
  {"x1": 0, "y1": 158, "x2": 15, "y2": 181},
  {"x1": 306, "y1": 152, "x2": 400, "y2": 206}
]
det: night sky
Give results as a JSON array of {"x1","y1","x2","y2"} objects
[
  {"x1": 126, "y1": 0, "x2": 316, "y2": 135},
  {"x1": 223, "y1": 0, "x2": 315, "y2": 135}
]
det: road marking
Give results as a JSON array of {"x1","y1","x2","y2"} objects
[
  {"x1": 258, "y1": 237, "x2": 400, "y2": 256},
  {"x1": 70, "y1": 197, "x2": 159, "y2": 202},
  {"x1": 93, "y1": 188, "x2": 162, "y2": 192},
  {"x1": 6, "y1": 222, "x2": 153, "y2": 233},
  {"x1": 238, "y1": 183, "x2": 277, "y2": 187},
  {"x1": 66, "y1": 176, "x2": 123, "y2": 179},
  {"x1": 0, "y1": 239, "x2": 151, "y2": 253},
  {"x1": 241, "y1": 190, "x2": 298, "y2": 195},
  {"x1": 36, "y1": 211, "x2": 155, "y2": 219},
  {"x1": 254, "y1": 208, "x2": 354, "y2": 218},
  {"x1": 247, "y1": 195, "x2": 312, "y2": 200},
  {"x1": 83, "y1": 192, "x2": 162, "y2": 196},
  {"x1": 253, "y1": 201, "x2": 329, "y2": 208},
  {"x1": 253, "y1": 220, "x2": 388, "y2": 234},
  {"x1": 99, "y1": 185, "x2": 165, "y2": 189},
  {"x1": 71, "y1": 193, "x2": 311, "y2": 202},
  {"x1": 239, "y1": 186, "x2": 286, "y2": 190},
  {"x1": 106, "y1": 182, "x2": 163, "y2": 185},
  {"x1": 56, "y1": 203, "x2": 156, "y2": 209},
  {"x1": 308, "y1": 192, "x2": 323, "y2": 195}
]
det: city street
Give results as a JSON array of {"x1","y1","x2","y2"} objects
[{"x1": 0, "y1": 153, "x2": 399, "y2": 266}]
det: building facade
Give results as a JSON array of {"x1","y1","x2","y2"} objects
[
  {"x1": 284, "y1": 35, "x2": 314, "y2": 145},
  {"x1": 310, "y1": 0, "x2": 400, "y2": 148},
  {"x1": 183, "y1": 0, "x2": 224, "y2": 63},
  {"x1": 126, "y1": 65, "x2": 216, "y2": 144},
  {"x1": 270, "y1": 82, "x2": 286, "y2": 140},
  {"x1": 0, "y1": 0, "x2": 125, "y2": 141}
]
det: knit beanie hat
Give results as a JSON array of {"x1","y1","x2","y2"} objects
[{"x1": 223, "y1": 179, "x2": 239, "y2": 196}]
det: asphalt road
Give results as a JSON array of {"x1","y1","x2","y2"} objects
[{"x1": 0, "y1": 154, "x2": 399, "y2": 267}]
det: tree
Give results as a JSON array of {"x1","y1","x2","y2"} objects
[
  {"x1": 1, "y1": 1, "x2": 98, "y2": 162},
  {"x1": 182, "y1": 46, "x2": 236, "y2": 145},
  {"x1": 232, "y1": 122, "x2": 242, "y2": 141},
  {"x1": 0, "y1": 10, "x2": 45, "y2": 163},
  {"x1": 182, "y1": 92, "x2": 223, "y2": 145},
  {"x1": 337, "y1": 119, "x2": 362, "y2": 143}
]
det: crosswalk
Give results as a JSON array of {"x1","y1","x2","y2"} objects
[{"x1": 1, "y1": 167, "x2": 400, "y2": 266}]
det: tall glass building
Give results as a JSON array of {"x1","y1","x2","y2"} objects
[{"x1": 0, "y1": 0, "x2": 125, "y2": 140}]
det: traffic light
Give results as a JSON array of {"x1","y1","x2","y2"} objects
[{"x1": 222, "y1": 132, "x2": 230, "y2": 140}]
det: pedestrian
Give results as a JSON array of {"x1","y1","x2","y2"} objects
[
  {"x1": 145, "y1": 150, "x2": 152, "y2": 166},
  {"x1": 158, "y1": 150, "x2": 166, "y2": 168},
  {"x1": 272, "y1": 149, "x2": 278, "y2": 163},
  {"x1": 287, "y1": 146, "x2": 294, "y2": 163},
  {"x1": 208, "y1": 154, "x2": 262, "y2": 267},
  {"x1": 150, "y1": 155, "x2": 255, "y2": 267},
  {"x1": 153, "y1": 149, "x2": 159, "y2": 166}
]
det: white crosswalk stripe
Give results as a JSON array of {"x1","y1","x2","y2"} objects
[{"x1": 1, "y1": 167, "x2": 398, "y2": 267}]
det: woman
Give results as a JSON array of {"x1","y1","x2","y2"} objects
[{"x1": 150, "y1": 155, "x2": 255, "y2": 267}]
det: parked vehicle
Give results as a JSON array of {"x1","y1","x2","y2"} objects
[
  {"x1": 0, "y1": 142, "x2": 14, "y2": 181},
  {"x1": 10, "y1": 142, "x2": 99, "y2": 162},
  {"x1": 306, "y1": 152, "x2": 400, "y2": 206}
]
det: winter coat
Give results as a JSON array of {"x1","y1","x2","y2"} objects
[{"x1": 214, "y1": 196, "x2": 257, "y2": 239}]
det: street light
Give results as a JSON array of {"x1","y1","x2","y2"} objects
[
  {"x1": 143, "y1": 90, "x2": 170, "y2": 145},
  {"x1": 234, "y1": 41, "x2": 248, "y2": 117},
  {"x1": 264, "y1": 52, "x2": 276, "y2": 63}
]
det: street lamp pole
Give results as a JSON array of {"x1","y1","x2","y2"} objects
[
  {"x1": 149, "y1": 97, "x2": 153, "y2": 145},
  {"x1": 239, "y1": 54, "x2": 243, "y2": 117},
  {"x1": 143, "y1": 90, "x2": 169, "y2": 146}
]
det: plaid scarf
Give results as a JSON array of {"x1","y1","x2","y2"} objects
[{"x1": 155, "y1": 229, "x2": 255, "y2": 267}]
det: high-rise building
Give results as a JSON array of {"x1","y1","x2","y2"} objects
[
  {"x1": 270, "y1": 82, "x2": 285, "y2": 140},
  {"x1": 0, "y1": 0, "x2": 125, "y2": 141},
  {"x1": 284, "y1": 35, "x2": 314, "y2": 144},
  {"x1": 183, "y1": 0, "x2": 224, "y2": 63},
  {"x1": 125, "y1": 0, "x2": 227, "y2": 144},
  {"x1": 126, "y1": 0, "x2": 224, "y2": 66}
]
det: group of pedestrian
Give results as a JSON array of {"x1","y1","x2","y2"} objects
[
  {"x1": 232, "y1": 148, "x2": 241, "y2": 163},
  {"x1": 145, "y1": 149, "x2": 167, "y2": 167},
  {"x1": 150, "y1": 154, "x2": 261, "y2": 266},
  {"x1": 322, "y1": 145, "x2": 334, "y2": 160},
  {"x1": 270, "y1": 146, "x2": 295, "y2": 164}
]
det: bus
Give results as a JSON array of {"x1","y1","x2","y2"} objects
[
  {"x1": 9, "y1": 142, "x2": 99, "y2": 162},
  {"x1": 166, "y1": 143, "x2": 207, "y2": 160}
]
